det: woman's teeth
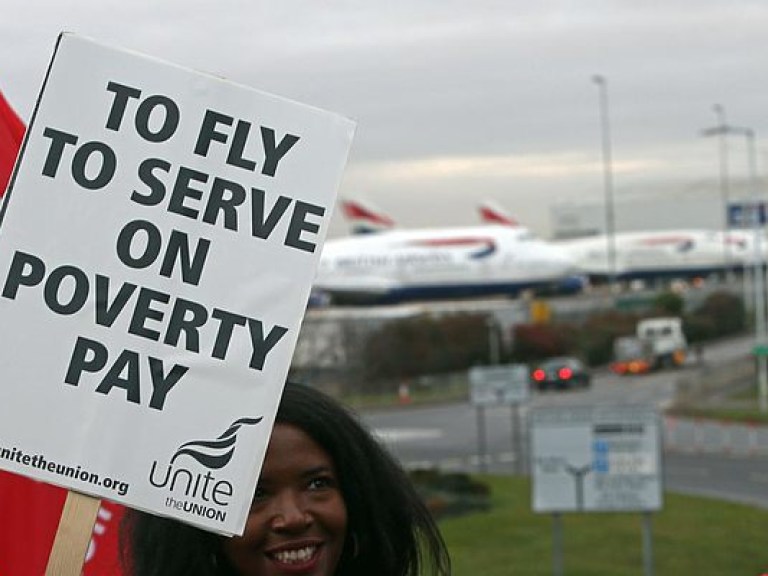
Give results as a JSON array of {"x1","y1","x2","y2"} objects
[{"x1": 274, "y1": 546, "x2": 317, "y2": 564}]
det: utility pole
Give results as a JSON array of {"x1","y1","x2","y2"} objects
[{"x1": 592, "y1": 75, "x2": 618, "y2": 294}]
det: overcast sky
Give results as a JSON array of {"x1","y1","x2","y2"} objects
[{"x1": 2, "y1": 1, "x2": 767, "y2": 238}]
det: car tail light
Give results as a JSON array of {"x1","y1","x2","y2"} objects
[
  {"x1": 558, "y1": 367, "x2": 573, "y2": 379},
  {"x1": 532, "y1": 369, "x2": 545, "y2": 381}
]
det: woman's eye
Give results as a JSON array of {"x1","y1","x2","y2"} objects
[
  {"x1": 308, "y1": 476, "x2": 335, "y2": 490},
  {"x1": 252, "y1": 485, "x2": 268, "y2": 502}
]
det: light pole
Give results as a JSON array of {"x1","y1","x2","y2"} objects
[
  {"x1": 705, "y1": 124, "x2": 768, "y2": 412},
  {"x1": 702, "y1": 118, "x2": 753, "y2": 307},
  {"x1": 741, "y1": 128, "x2": 768, "y2": 413},
  {"x1": 487, "y1": 316, "x2": 499, "y2": 364},
  {"x1": 711, "y1": 104, "x2": 732, "y2": 279},
  {"x1": 592, "y1": 75, "x2": 618, "y2": 294}
]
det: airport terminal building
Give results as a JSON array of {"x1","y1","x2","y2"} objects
[{"x1": 548, "y1": 180, "x2": 754, "y2": 240}]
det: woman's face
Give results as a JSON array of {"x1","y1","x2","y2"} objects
[{"x1": 222, "y1": 423, "x2": 348, "y2": 576}]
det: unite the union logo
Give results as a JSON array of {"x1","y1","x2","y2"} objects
[{"x1": 148, "y1": 416, "x2": 263, "y2": 523}]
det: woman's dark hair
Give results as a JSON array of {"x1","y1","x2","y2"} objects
[{"x1": 121, "y1": 381, "x2": 451, "y2": 576}]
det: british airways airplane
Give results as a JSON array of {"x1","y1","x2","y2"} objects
[
  {"x1": 477, "y1": 202, "x2": 756, "y2": 282},
  {"x1": 311, "y1": 200, "x2": 583, "y2": 305},
  {"x1": 557, "y1": 231, "x2": 754, "y2": 281}
]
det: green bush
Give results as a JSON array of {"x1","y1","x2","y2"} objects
[
  {"x1": 361, "y1": 313, "x2": 488, "y2": 385},
  {"x1": 511, "y1": 323, "x2": 577, "y2": 363},
  {"x1": 652, "y1": 290, "x2": 685, "y2": 315},
  {"x1": 689, "y1": 290, "x2": 745, "y2": 336},
  {"x1": 682, "y1": 314, "x2": 717, "y2": 343},
  {"x1": 409, "y1": 468, "x2": 491, "y2": 520},
  {"x1": 575, "y1": 310, "x2": 639, "y2": 366},
  {"x1": 354, "y1": 291, "x2": 748, "y2": 386}
]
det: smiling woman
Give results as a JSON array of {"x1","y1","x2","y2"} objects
[
  {"x1": 120, "y1": 382, "x2": 451, "y2": 576},
  {"x1": 222, "y1": 423, "x2": 348, "y2": 575}
]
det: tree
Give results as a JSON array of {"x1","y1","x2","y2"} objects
[
  {"x1": 652, "y1": 291, "x2": 685, "y2": 316},
  {"x1": 361, "y1": 313, "x2": 488, "y2": 388}
]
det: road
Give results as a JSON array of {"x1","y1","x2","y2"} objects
[{"x1": 362, "y1": 334, "x2": 768, "y2": 509}]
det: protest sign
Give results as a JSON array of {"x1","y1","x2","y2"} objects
[
  {"x1": 0, "y1": 32, "x2": 355, "y2": 536},
  {"x1": 0, "y1": 87, "x2": 125, "y2": 575}
]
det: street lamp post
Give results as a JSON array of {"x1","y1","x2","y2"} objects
[
  {"x1": 712, "y1": 104, "x2": 732, "y2": 280},
  {"x1": 703, "y1": 122, "x2": 767, "y2": 411},
  {"x1": 726, "y1": 128, "x2": 766, "y2": 413},
  {"x1": 592, "y1": 75, "x2": 618, "y2": 294},
  {"x1": 487, "y1": 316, "x2": 500, "y2": 364},
  {"x1": 703, "y1": 117, "x2": 752, "y2": 310},
  {"x1": 742, "y1": 128, "x2": 768, "y2": 413},
  {"x1": 704, "y1": 124, "x2": 768, "y2": 412}
]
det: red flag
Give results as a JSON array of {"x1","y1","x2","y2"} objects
[
  {"x1": 0, "y1": 88, "x2": 125, "y2": 574},
  {"x1": 84, "y1": 500, "x2": 125, "y2": 574},
  {"x1": 0, "y1": 89, "x2": 25, "y2": 196},
  {"x1": 0, "y1": 472, "x2": 67, "y2": 574},
  {"x1": 0, "y1": 472, "x2": 125, "y2": 574}
]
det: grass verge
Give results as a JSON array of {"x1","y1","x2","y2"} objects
[
  {"x1": 668, "y1": 404, "x2": 768, "y2": 425},
  {"x1": 342, "y1": 381, "x2": 468, "y2": 410},
  {"x1": 668, "y1": 380, "x2": 768, "y2": 426},
  {"x1": 439, "y1": 475, "x2": 768, "y2": 575}
]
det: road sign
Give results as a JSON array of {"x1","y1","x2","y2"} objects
[
  {"x1": 754, "y1": 345, "x2": 768, "y2": 356},
  {"x1": 0, "y1": 33, "x2": 354, "y2": 535},
  {"x1": 530, "y1": 405, "x2": 662, "y2": 512},
  {"x1": 729, "y1": 202, "x2": 767, "y2": 228},
  {"x1": 469, "y1": 364, "x2": 530, "y2": 406}
]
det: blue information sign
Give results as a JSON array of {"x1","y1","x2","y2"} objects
[{"x1": 729, "y1": 202, "x2": 767, "y2": 228}]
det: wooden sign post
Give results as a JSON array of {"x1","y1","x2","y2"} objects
[{"x1": 44, "y1": 491, "x2": 102, "y2": 576}]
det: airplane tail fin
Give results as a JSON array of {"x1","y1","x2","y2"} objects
[
  {"x1": 478, "y1": 200, "x2": 520, "y2": 227},
  {"x1": 341, "y1": 198, "x2": 395, "y2": 234}
]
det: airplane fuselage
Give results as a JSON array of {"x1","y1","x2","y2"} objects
[
  {"x1": 313, "y1": 226, "x2": 581, "y2": 304},
  {"x1": 558, "y1": 229, "x2": 758, "y2": 281}
]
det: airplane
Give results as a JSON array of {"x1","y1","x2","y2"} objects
[
  {"x1": 310, "y1": 199, "x2": 585, "y2": 305},
  {"x1": 476, "y1": 201, "x2": 757, "y2": 283},
  {"x1": 558, "y1": 230, "x2": 753, "y2": 282}
]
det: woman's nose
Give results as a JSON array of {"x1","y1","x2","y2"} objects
[{"x1": 270, "y1": 491, "x2": 311, "y2": 531}]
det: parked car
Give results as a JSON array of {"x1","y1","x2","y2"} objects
[{"x1": 531, "y1": 356, "x2": 591, "y2": 390}]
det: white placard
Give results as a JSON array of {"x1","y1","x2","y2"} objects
[
  {"x1": 530, "y1": 405, "x2": 662, "y2": 512},
  {"x1": 0, "y1": 33, "x2": 355, "y2": 535},
  {"x1": 469, "y1": 364, "x2": 530, "y2": 406}
]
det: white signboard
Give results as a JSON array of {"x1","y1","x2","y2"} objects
[
  {"x1": 469, "y1": 364, "x2": 530, "y2": 406},
  {"x1": 530, "y1": 405, "x2": 662, "y2": 512},
  {"x1": 0, "y1": 34, "x2": 354, "y2": 535}
]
